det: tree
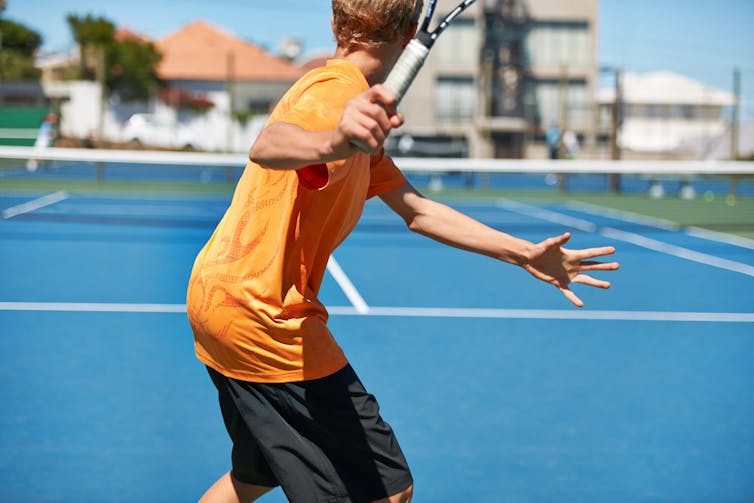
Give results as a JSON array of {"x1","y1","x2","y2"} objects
[
  {"x1": 0, "y1": 19, "x2": 43, "y2": 80},
  {"x1": 107, "y1": 38, "x2": 163, "y2": 102},
  {"x1": 66, "y1": 14, "x2": 115, "y2": 80},
  {"x1": 66, "y1": 13, "x2": 162, "y2": 102}
]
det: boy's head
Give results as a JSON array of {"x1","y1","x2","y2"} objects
[{"x1": 332, "y1": 0, "x2": 423, "y2": 49}]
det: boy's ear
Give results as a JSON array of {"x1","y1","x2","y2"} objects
[
  {"x1": 402, "y1": 22, "x2": 418, "y2": 48},
  {"x1": 331, "y1": 16, "x2": 336, "y2": 39}
]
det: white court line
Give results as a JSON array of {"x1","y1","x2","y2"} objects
[
  {"x1": 326, "y1": 256, "x2": 370, "y2": 314},
  {"x1": 495, "y1": 199, "x2": 597, "y2": 232},
  {"x1": 563, "y1": 201, "x2": 680, "y2": 231},
  {"x1": 0, "y1": 302, "x2": 186, "y2": 313},
  {"x1": 1, "y1": 302, "x2": 753, "y2": 322},
  {"x1": 2, "y1": 191, "x2": 69, "y2": 219},
  {"x1": 686, "y1": 226, "x2": 754, "y2": 251},
  {"x1": 564, "y1": 200, "x2": 754, "y2": 250},
  {"x1": 601, "y1": 227, "x2": 754, "y2": 278},
  {"x1": 497, "y1": 197, "x2": 754, "y2": 278},
  {"x1": 328, "y1": 306, "x2": 754, "y2": 322}
]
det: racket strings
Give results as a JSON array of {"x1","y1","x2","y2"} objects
[
  {"x1": 421, "y1": 0, "x2": 477, "y2": 39},
  {"x1": 420, "y1": 0, "x2": 438, "y2": 32}
]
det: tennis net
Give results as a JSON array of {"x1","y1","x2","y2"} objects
[{"x1": 1, "y1": 146, "x2": 753, "y2": 238}]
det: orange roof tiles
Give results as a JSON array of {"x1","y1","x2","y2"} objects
[
  {"x1": 115, "y1": 27, "x2": 149, "y2": 43},
  {"x1": 155, "y1": 20, "x2": 305, "y2": 82}
]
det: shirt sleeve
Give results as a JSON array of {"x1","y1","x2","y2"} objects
[
  {"x1": 367, "y1": 148, "x2": 407, "y2": 199},
  {"x1": 275, "y1": 77, "x2": 355, "y2": 133},
  {"x1": 274, "y1": 75, "x2": 363, "y2": 191}
]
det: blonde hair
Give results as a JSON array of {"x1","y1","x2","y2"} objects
[{"x1": 332, "y1": 0, "x2": 423, "y2": 49}]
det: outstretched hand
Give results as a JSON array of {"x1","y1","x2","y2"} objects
[{"x1": 523, "y1": 232, "x2": 619, "y2": 307}]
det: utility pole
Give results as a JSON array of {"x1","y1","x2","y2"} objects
[
  {"x1": 226, "y1": 51, "x2": 236, "y2": 154},
  {"x1": 730, "y1": 68, "x2": 741, "y2": 196},
  {"x1": 559, "y1": 64, "x2": 569, "y2": 149},
  {"x1": 94, "y1": 47, "x2": 107, "y2": 181},
  {"x1": 731, "y1": 67, "x2": 740, "y2": 160},
  {"x1": 0, "y1": 29, "x2": 4, "y2": 105},
  {"x1": 96, "y1": 46, "x2": 106, "y2": 142},
  {"x1": 558, "y1": 64, "x2": 569, "y2": 191},
  {"x1": 609, "y1": 68, "x2": 622, "y2": 193}
]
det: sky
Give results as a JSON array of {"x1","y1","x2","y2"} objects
[{"x1": 4, "y1": 0, "x2": 754, "y2": 118}]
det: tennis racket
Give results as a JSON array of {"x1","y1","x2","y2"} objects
[{"x1": 351, "y1": 0, "x2": 478, "y2": 153}]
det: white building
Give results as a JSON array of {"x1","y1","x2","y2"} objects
[{"x1": 598, "y1": 71, "x2": 736, "y2": 156}]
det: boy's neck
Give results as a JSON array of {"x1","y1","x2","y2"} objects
[{"x1": 334, "y1": 44, "x2": 403, "y2": 87}]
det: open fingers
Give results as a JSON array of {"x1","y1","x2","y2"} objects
[
  {"x1": 574, "y1": 246, "x2": 616, "y2": 261},
  {"x1": 540, "y1": 232, "x2": 571, "y2": 250},
  {"x1": 572, "y1": 273, "x2": 611, "y2": 289},
  {"x1": 559, "y1": 286, "x2": 584, "y2": 308},
  {"x1": 578, "y1": 260, "x2": 620, "y2": 272}
]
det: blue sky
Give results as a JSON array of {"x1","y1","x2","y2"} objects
[{"x1": 5, "y1": 0, "x2": 753, "y2": 118}]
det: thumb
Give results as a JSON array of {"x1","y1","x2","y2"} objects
[{"x1": 544, "y1": 232, "x2": 571, "y2": 249}]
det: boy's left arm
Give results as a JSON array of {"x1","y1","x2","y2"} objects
[{"x1": 380, "y1": 182, "x2": 619, "y2": 307}]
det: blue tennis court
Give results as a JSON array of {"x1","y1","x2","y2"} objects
[{"x1": 1, "y1": 187, "x2": 753, "y2": 502}]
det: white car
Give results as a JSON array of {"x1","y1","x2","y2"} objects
[{"x1": 121, "y1": 113, "x2": 195, "y2": 150}]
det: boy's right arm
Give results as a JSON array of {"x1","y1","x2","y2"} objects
[{"x1": 249, "y1": 85, "x2": 403, "y2": 169}]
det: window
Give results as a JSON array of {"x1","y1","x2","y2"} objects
[
  {"x1": 646, "y1": 105, "x2": 663, "y2": 119},
  {"x1": 433, "y1": 18, "x2": 479, "y2": 66},
  {"x1": 435, "y1": 76, "x2": 476, "y2": 120},
  {"x1": 526, "y1": 22, "x2": 591, "y2": 69},
  {"x1": 698, "y1": 106, "x2": 722, "y2": 121},
  {"x1": 529, "y1": 80, "x2": 588, "y2": 130}
]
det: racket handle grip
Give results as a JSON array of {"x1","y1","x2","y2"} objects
[
  {"x1": 384, "y1": 39, "x2": 431, "y2": 104},
  {"x1": 350, "y1": 40, "x2": 430, "y2": 154}
]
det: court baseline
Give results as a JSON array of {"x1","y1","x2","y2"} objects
[{"x1": 1, "y1": 302, "x2": 752, "y2": 322}]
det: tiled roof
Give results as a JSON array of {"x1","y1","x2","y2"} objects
[
  {"x1": 155, "y1": 20, "x2": 305, "y2": 82},
  {"x1": 114, "y1": 28, "x2": 149, "y2": 43}
]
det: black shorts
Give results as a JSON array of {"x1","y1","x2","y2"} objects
[{"x1": 207, "y1": 364, "x2": 413, "y2": 502}]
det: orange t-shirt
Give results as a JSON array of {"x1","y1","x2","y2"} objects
[{"x1": 186, "y1": 59, "x2": 407, "y2": 382}]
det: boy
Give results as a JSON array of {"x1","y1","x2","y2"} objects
[{"x1": 187, "y1": 1, "x2": 619, "y2": 501}]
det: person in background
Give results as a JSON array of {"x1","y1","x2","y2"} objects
[
  {"x1": 545, "y1": 122, "x2": 561, "y2": 160},
  {"x1": 562, "y1": 129, "x2": 579, "y2": 160},
  {"x1": 26, "y1": 112, "x2": 57, "y2": 172}
]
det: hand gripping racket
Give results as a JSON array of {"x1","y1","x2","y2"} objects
[{"x1": 351, "y1": 0, "x2": 478, "y2": 153}]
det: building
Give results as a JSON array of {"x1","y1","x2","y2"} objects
[
  {"x1": 393, "y1": 0, "x2": 599, "y2": 158},
  {"x1": 32, "y1": 21, "x2": 308, "y2": 151},
  {"x1": 155, "y1": 20, "x2": 305, "y2": 116},
  {"x1": 597, "y1": 71, "x2": 736, "y2": 158}
]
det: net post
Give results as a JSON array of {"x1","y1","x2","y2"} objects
[
  {"x1": 96, "y1": 161, "x2": 105, "y2": 185},
  {"x1": 557, "y1": 172, "x2": 568, "y2": 193},
  {"x1": 609, "y1": 172, "x2": 621, "y2": 194},
  {"x1": 729, "y1": 175, "x2": 738, "y2": 197}
]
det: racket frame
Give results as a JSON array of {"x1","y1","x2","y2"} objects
[{"x1": 350, "y1": 0, "x2": 478, "y2": 153}]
